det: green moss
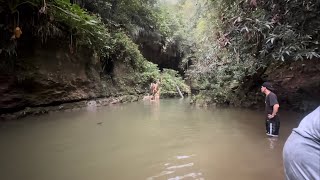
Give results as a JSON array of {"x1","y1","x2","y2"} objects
[{"x1": 160, "y1": 69, "x2": 190, "y2": 97}]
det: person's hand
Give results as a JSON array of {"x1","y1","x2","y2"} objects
[{"x1": 268, "y1": 114, "x2": 274, "y2": 119}]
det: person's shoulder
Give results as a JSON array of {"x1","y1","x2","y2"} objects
[{"x1": 270, "y1": 92, "x2": 278, "y2": 97}]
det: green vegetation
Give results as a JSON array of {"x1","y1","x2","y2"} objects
[
  {"x1": 0, "y1": 0, "x2": 190, "y2": 97},
  {"x1": 48, "y1": 0, "x2": 110, "y2": 55},
  {"x1": 169, "y1": 0, "x2": 320, "y2": 106},
  {"x1": 0, "y1": 0, "x2": 110, "y2": 55},
  {"x1": 1, "y1": 0, "x2": 318, "y2": 106},
  {"x1": 160, "y1": 68, "x2": 190, "y2": 97}
]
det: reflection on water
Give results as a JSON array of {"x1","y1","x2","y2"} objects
[
  {"x1": 0, "y1": 99, "x2": 301, "y2": 180},
  {"x1": 267, "y1": 137, "x2": 279, "y2": 149},
  {"x1": 86, "y1": 100, "x2": 97, "y2": 112},
  {"x1": 147, "y1": 154, "x2": 203, "y2": 180}
]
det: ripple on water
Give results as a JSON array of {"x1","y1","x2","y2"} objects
[
  {"x1": 146, "y1": 154, "x2": 204, "y2": 180},
  {"x1": 167, "y1": 172, "x2": 204, "y2": 180},
  {"x1": 166, "y1": 163, "x2": 194, "y2": 170},
  {"x1": 176, "y1": 154, "x2": 195, "y2": 159}
]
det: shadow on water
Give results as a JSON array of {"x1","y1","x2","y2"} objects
[{"x1": 0, "y1": 98, "x2": 302, "y2": 180}]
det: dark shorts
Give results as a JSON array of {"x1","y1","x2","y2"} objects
[{"x1": 265, "y1": 117, "x2": 280, "y2": 135}]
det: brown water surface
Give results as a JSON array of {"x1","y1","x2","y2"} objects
[{"x1": 0, "y1": 99, "x2": 302, "y2": 180}]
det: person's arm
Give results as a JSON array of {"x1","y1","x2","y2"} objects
[
  {"x1": 268, "y1": 93, "x2": 280, "y2": 119},
  {"x1": 269, "y1": 104, "x2": 279, "y2": 118}
]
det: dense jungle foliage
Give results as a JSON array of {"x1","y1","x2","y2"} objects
[
  {"x1": 0, "y1": 0, "x2": 189, "y2": 95},
  {"x1": 1, "y1": 0, "x2": 319, "y2": 107},
  {"x1": 175, "y1": 0, "x2": 320, "y2": 106}
]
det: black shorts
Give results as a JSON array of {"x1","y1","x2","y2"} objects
[{"x1": 265, "y1": 117, "x2": 280, "y2": 135}]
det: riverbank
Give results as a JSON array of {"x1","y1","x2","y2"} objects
[
  {"x1": 0, "y1": 91, "x2": 190, "y2": 121},
  {"x1": 0, "y1": 95, "x2": 140, "y2": 121}
]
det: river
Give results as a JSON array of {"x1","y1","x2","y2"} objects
[{"x1": 0, "y1": 98, "x2": 302, "y2": 180}]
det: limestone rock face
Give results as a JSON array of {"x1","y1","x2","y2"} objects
[
  {"x1": 264, "y1": 59, "x2": 320, "y2": 111},
  {"x1": 136, "y1": 32, "x2": 183, "y2": 73},
  {"x1": 0, "y1": 41, "x2": 109, "y2": 114}
]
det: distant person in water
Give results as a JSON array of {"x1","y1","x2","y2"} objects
[
  {"x1": 283, "y1": 106, "x2": 320, "y2": 180},
  {"x1": 261, "y1": 82, "x2": 280, "y2": 137},
  {"x1": 150, "y1": 79, "x2": 160, "y2": 100}
]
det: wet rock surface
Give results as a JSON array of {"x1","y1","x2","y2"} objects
[
  {"x1": 264, "y1": 59, "x2": 320, "y2": 112},
  {"x1": 0, "y1": 95, "x2": 140, "y2": 121}
]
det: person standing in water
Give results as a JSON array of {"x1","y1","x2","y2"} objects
[
  {"x1": 150, "y1": 79, "x2": 160, "y2": 100},
  {"x1": 261, "y1": 82, "x2": 280, "y2": 137}
]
